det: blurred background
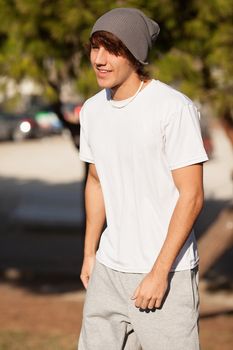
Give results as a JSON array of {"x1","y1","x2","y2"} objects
[{"x1": 0, "y1": 0, "x2": 232, "y2": 349}]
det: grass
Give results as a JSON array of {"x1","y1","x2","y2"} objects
[{"x1": 0, "y1": 330, "x2": 77, "y2": 350}]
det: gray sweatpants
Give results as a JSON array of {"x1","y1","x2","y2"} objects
[{"x1": 78, "y1": 259, "x2": 200, "y2": 350}]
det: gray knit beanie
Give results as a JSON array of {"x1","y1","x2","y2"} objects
[{"x1": 90, "y1": 8, "x2": 160, "y2": 65}]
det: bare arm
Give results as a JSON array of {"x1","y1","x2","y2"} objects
[
  {"x1": 132, "y1": 163, "x2": 204, "y2": 309},
  {"x1": 152, "y1": 163, "x2": 204, "y2": 275},
  {"x1": 80, "y1": 163, "x2": 106, "y2": 288}
]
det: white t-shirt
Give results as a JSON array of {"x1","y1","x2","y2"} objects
[{"x1": 79, "y1": 80, "x2": 208, "y2": 273}]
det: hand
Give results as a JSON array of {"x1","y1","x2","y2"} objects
[
  {"x1": 80, "y1": 255, "x2": 96, "y2": 289},
  {"x1": 131, "y1": 270, "x2": 169, "y2": 310}
]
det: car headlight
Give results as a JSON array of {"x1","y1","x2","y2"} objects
[{"x1": 19, "y1": 121, "x2": 31, "y2": 133}]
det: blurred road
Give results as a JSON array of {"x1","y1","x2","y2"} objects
[
  {"x1": 0, "y1": 133, "x2": 86, "y2": 274},
  {"x1": 204, "y1": 125, "x2": 233, "y2": 200},
  {"x1": 0, "y1": 131, "x2": 84, "y2": 226},
  {"x1": 196, "y1": 124, "x2": 233, "y2": 280}
]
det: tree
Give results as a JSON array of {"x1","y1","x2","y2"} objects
[
  {"x1": 0, "y1": 0, "x2": 107, "y2": 99},
  {"x1": 147, "y1": 0, "x2": 232, "y2": 139},
  {"x1": 0, "y1": 0, "x2": 114, "y2": 142},
  {"x1": 0, "y1": 0, "x2": 232, "y2": 135}
]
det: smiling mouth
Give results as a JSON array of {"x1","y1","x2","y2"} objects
[{"x1": 96, "y1": 68, "x2": 112, "y2": 73}]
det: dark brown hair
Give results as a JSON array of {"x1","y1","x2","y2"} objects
[{"x1": 88, "y1": 31, "x2": 150, "y2": 81}]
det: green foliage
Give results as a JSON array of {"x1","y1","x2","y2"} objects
[
  {"x1": 151, "y1": 49, "x2": 203, "y2": 99},
  {"x1": 76, "y1": 65, "x2": 99, "y2": 97},
  {"x1": 0, "y1": 0, "x2": 231, "y2": 117}
]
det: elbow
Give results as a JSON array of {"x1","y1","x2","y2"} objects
[
  {"x1": 180, "y1": 188, "x2": 204, "y2": 214},
  {"x1": 194, "y1": 192, "x2": 204, "y2": 214}
]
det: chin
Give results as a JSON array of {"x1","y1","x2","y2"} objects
[
  {"x1": 97, "y1": 81, "x2": 107, "y2": 88},
  {"x1": 97, "y1": 80, "x2": 113, "y2": 89}
]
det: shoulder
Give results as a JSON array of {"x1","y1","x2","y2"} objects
[
  {"x1": 152, "y1": 81, "x2": 200, "y2": 125},
  {"x1": 81, "y1": 89, "x2": 107, "y2": 113},
  {"x1": 79, "y1": 89, "x2": 107, "y2": 127},
  {"x1": 154, "y1": 80, "x2": 194, "y2": 108}
]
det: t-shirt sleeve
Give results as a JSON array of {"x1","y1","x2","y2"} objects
[
  {"x1": 164, "y1": 103, "x2": 209, "y2": 170},
  {"x1": 79, "y1": 108, "x2": 95, "y2": 164}
]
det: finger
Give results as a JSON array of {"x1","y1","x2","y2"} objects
[
  {"x1": 155, "y1": 297, "x2": 162, "y2": 308},
  {"x1": 135, "y1": 296, "x2": 143, "y2": 308},
  {"x1": 131, "y1": 286, "x2": 140, "y2": 300},
  {"x1": 140, "y1": 299, "x2": 150, "y2": 310},
  {"x1": 147, "y1": 298, "x2": 156, "y2": 310}
]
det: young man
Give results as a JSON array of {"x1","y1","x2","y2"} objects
[{"x1": 78, "y1": 8, "x2": 208, "y2": 350}]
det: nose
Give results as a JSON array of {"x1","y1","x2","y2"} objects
[{"x1": 94, "y1": 47, "x2": 107, "y2": 66}]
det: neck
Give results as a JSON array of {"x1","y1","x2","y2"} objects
[{"x1": 111, "y1": 75, "x2": 144, "y2": 101}]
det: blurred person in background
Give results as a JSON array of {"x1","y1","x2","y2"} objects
[{"x1": 78, "y1": 8, "x2": 208, "y2": 350}]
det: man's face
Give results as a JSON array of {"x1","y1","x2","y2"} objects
[{"x1": 90, "y1": 44, "x2": 135, "y2": 90}]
